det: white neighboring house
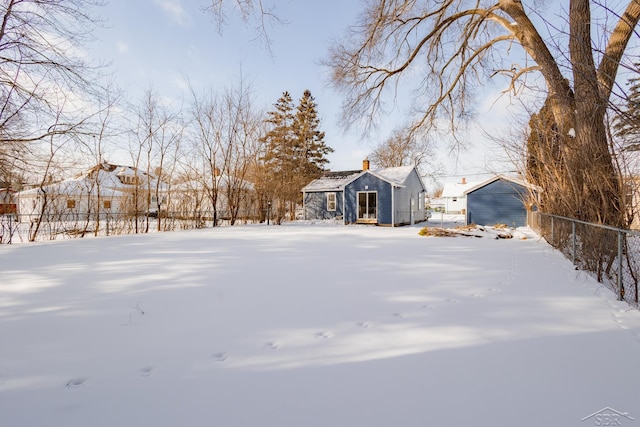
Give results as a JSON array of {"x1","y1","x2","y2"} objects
[
  {"x1": 167, "y1": 173, "x2": 256, "y2": 221},
  {"x1": 433, "y1": 178, "x2": 480, "y2": 214},
  {"x1": 16, "y1": 163, "x2": 166, "y2": 222}
]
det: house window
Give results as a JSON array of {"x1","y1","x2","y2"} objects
[
  {"x1": 103, "y1": 200, "x2": 111, "y2": 209},
  {"x1": 452, "y1": 197, "x2": 457, "y2": 202},
  {"x1": 327, "y1": 192, "x2": 337, "y2": 211},
  {"x1": 67, "y1": 199, "x2": 76, "y2": 209}
]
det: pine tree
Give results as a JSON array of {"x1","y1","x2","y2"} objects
[
  {"x1": 260, "y1": 90, "x2": 333, "y2": 223},
  {"x1": 293, "y1": 90, "x2": 333, "y2": 179},
  {"x1": 260, "y1": 91, "x2": 296, "y2": 224},
  {"x1": 614, "y1": 68, "x2": 640, "y2": 151}
]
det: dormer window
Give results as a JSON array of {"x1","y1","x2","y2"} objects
[{"x1": 118, "y1": 175, "x2": 139, "y2": 185}]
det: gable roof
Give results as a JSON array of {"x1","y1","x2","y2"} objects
[
  {"x1": 17, "y1": 162, "x2": 166, "y2": 197},
  {"x1": 373, "y1": 165, "x2": 416, "y2": 186},
  {"x1": 463, "y1": 174, "x2": 542, "y2": 195},
  {"x1": 302, "y1": 165, "x2": 421, "y2": 193},
  {"x1": 441, "y1": 180, "x2": 480, "y2": 198},
  {"x1": 171, "y1": 175, "x2": 255, "y2": 192}
]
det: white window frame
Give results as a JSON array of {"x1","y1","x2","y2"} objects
[{"x1": 327, "y1": 192, "x2": 337, "y2": 212}]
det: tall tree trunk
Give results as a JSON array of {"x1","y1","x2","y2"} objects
[{"x1": 567, "y1": 0, "x2": 622, "y2": 225}]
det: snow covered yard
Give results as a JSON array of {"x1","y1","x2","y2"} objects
[{"x1": 1, "y1": 222, "x2": 640, "y2": 427}]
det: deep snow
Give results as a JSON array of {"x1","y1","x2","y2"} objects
[{"x1": 1, "y1": 219, "x2": 640, "y2": 426}]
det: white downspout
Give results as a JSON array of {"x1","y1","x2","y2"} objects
[{"x1": 391, "y1": 185, "x2": 395, "y2": 227}]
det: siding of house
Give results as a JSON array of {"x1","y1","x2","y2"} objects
[
  {"x1": 466, "y1": 178, "x2": 529, "y2": 227},
  {"x1": 303, "y1": 190, "x2": 344, "y2": 220},
  {"x1": 391, "y1": 169, "x2": 427, "y2": 225},
  {"x1": 344, "y1": 173, "x2": 393, "y2": 224}
]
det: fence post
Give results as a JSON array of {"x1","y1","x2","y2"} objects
[
  {"x1": 572, "y1": 220, "x2": 576, "y2": 266},
  {"x1": 618, "y1": 230, "x2": 624, "y2": 301},
  {"x1": 551, "y1": 216, "x2": 555, "y2": 245}
]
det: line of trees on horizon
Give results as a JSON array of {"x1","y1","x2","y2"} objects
[{"x1": 5, "y1": 0, "x2": 640, "y2": 238}]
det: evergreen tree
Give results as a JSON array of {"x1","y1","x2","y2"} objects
[
  {"x1": 614, "y1": 68, "x2": 640, "y2": 151},
  {"x1": 293, "y1": 90, "x2": 333, "y2": 179},
  {"x1": 260, "y1": 91, "x2": 296, "y2": 223},
  {"x1": 260, "y1": 90, "x2": 333, "y2": 223}
]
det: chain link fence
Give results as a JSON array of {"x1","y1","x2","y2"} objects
[
  {"x1": 529, "y1": 211, "x2": 640, "y2": 308},
  {"x1": 0, "y1": 210, "x2": 267, "y2": 244}
]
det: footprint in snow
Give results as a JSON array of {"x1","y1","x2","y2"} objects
[
  {"x1": 612, "y1": 313, "x2": 630, "y2": 330},
  {"x1": 488, "y1": 288, "x2": 501, "y2": 293},
  {"x1": 315, "y1": 331, "x2": 333, "y2": 339},
  {"x1": 138, "y1": 366, "x2": 156, "y2": 377},
  {"x1": 65, "y1": 377, "x2": 88, "y2": 389},
  {"x1": 393, "y1": 312, "x2": 408, "y2": 318},
  {"x1": 471, "y1": 294, "x2": 484, "y2": 298},
  {"x1": 356, "y1": 321, "x2": 372, "y2": 328},
  {"x1": 213, "y1": 352, "x2": 229, "y2": 362},
  {"x1": 446, "y1": 299, "x2": 458, "y2": 303},
  {"x1": 421, "y1": 304, "x2": 435, "y2": 310},
  {"x1": 264, "y1": 342, "x2": 281, "y2": 350}
]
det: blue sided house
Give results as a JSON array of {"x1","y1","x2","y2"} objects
[
  {"x1": 464, "y1": 175, "x2": 539, "y2": 227},
  {"x1": 302, "y1": 161, "x2": 429, "y2": 226}
]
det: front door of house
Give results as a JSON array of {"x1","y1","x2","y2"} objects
[{"x1": 357, "y1": 191, "x2": 377, "y2": 222}]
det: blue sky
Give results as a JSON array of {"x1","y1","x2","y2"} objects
[{"x1": 90, "y1": 0, "x2": 507, "y2": 184}]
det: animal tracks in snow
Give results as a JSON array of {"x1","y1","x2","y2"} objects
[
  {"x1": 213, "y1": 352, "x2": 229, "y2": 362},
  {"x1": 138, "y1": 366, "x2": 156, "y2": 377},
  {"x1": 264, "y1": 341, "x2": 281, "y2": 350},
  {"x1": 65, "y1": 377, "x2": 88, "y2": 389},
  {"x1": 315, "y1": 331, "x2": 333, "y2": 339}
]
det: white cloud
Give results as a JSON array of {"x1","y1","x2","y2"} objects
[{"x1": 153, "y1": 0, "x2": 190, "y2": 27}]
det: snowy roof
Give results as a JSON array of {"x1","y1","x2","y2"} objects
[
  {"x1": 302, "y1": 170, "x2": 363, "y2": 192},
  {"x1": 172, "y1": 175, "x2": 255, "y2": 192},
  {"x1": 16, "y1": 163, "x2": 166, "y2": 197},
  {"x1": 303, "y1": 165, "x2": 420, "y2": 192},
  {"x1": 372, "y1": 165, "x2": 416, "y2": 186},
  {"x1": 463, "y1": 175, "x2": 542, "y2": 195},
  {"x1": 441, "y1": 180, "x2": 480, "y2": 198}
]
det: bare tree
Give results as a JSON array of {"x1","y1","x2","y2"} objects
[
  {"x1": 201, "y1": 0, "x2": 285, "y2": 53},
  {"x1": 189, "y1": 86, "x2": 225, "y2": 226},
  {"x1": 129, "y1": 90, "x2": 182, "y2": 232},
  {"x1": 218, "y1": 82, "x2": 262, "y2": 225},
  {"x1": 327, "y1": 0, "x2": 640, "y2": 226},
  {"x1": 188, "y1": 78, "x2": 262, "y2": 225},
  {"x1": 0, "y1": 0, "x2": 105, "y2": 171},
  {"x1": 369, "y1": 127, "x2": 433, "y2": 170}
]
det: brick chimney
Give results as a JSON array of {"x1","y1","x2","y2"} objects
[
  {"x1": 362, "y1": 159, "x2": 370, "y2": 170},
  {"x1": 461, "y1": 177, "x2": 466, "y2": 185}
]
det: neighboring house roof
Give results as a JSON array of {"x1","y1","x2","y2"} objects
[
  {"x1": 302, "y1": 165, "x2": 421, "y2": 192},
  {"x1": 441, "y1": 180, "x2": 480, "y2": 198},
  {"x1": 463, "y1": 174, "x2": 542, "y2": 195},
  {"x1": 172, "y1": 175, "x2": 255, "y2": 192},
  {"x1": 16, "y1": 162, "x2": 166, "y2": 197}
]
